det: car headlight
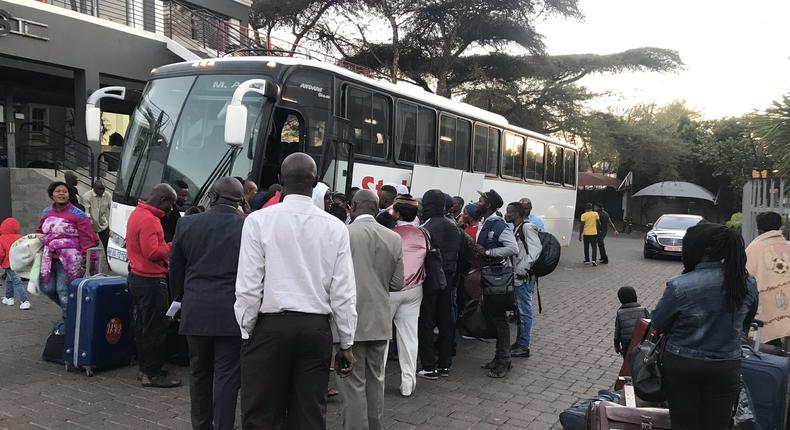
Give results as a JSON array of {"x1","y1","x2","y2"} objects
[
  {"x1": 646, "y1": 233, "x2": 658, "y2": 243},
  {"x1": 110, "y1": 231, "x2": 126, "y2": 248}
]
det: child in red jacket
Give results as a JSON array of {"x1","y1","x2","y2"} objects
[{"x1": 0, "y1": 217, "x2": 30, "y2": 310}]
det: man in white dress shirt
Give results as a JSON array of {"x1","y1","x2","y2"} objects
[{"x1": 234, "y1": 152, "x2": 358, "y2": 429}]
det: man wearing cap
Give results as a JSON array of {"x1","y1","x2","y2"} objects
[
  {"x1": 390, "y1": 194, "x2": 427, "y2": 396},
  {"x1": 476, "y1": 189, "x2": 519, "y2": 378},
  {"x1": 519, "y1": 198, "x2": 544, "y2": 232},
  {"x1": 169, "y1": 177, "x2": 246, "y2": 429}
]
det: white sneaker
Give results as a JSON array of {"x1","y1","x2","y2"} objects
[
  {"x1": 19, "y1": 301, "x2": 31, "y2": 310},
  {"x1": 400, "y1": 380, "x2": 415, "y2": 397},
  {"x1": 2, "y1": 298, "x2": 13, "y2": 306}
]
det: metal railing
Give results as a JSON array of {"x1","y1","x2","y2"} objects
[
  {"x1": 741, "y1": 178, "x2": 790, "y2": 243},
  {"x1": 17, "y1": 123, "x2": 95, "y2": 188},
  {"x1": 97, "y1": 152, "x2": 119, "y2": 193}
]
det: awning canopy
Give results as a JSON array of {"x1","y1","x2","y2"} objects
[
  {"x1": 578, "y1": 172, "x2": 622, "y2": 188},
  {"x1": 633, "y1": 181, "x2": 716, "y2": 202}
]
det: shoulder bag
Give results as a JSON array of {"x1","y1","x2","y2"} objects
[
  {"x1": 419, "y1": 227, "x2": 446, "y2": 294},
  {"x1": 629, "y1": 322, "x2": 667, "y2": 402}
]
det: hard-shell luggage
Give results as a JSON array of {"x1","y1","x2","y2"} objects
[
  {"x1": 742, "y1": 321, "x2": 790, "y2": 430},
  {"x1": 586, "y1": 400, "x2": 671, "y2": 430},
  {"x1": 64, "y1": 276, "x2": 134, "y2": 376}
]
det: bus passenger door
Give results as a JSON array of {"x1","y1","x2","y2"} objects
[
  {"x1": 321, "y1": 118, "x2": 354, "y2": 194},
  {"x1": 260, "y1": 108, "x2": 305, "y2": 189}
]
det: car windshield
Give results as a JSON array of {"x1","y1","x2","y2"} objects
[{"x1": 655, "y1": 216, "x2": 701, "y2": 231}]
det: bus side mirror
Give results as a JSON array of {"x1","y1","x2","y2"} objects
[
  {"x1": 85, "y1": 86, "x2": 126, "y2": 143},
  {"x1": 225, "y1": 79, "x2": 270, "y2": 147},
  {"x1": 86, "y1": 105, "x2": 102, "y2": 143}
]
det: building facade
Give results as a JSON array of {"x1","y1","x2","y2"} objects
[{"x1": 0, "y1": 0, "x2": 252, "y2": 172}]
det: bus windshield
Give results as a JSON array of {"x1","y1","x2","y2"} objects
[{"x1": 114, "y1": 74, "x2": 268, "y2": 205}]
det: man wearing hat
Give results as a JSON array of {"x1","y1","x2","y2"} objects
[
  {"x1": 519, "y1": 197, "x2": 544, "y2": 232},
  {"x1": 169, "y1": 177, "x2": 246, "y2": 429},
  {"x1": 476, "y1": 189, "x2": 519, "y2": 378},
  {"x1": 390, "y1": 194, "x2": 427, "y2": 396}
]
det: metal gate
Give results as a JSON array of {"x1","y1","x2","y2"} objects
[{"x1": 742, "y1": 178, "x2": 790, "y2": 244}]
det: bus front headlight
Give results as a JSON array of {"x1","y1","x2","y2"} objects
[{"x1": 110, "y1": 231, "x2": 126, "y2": 248}]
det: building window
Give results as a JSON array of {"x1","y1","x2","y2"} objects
[
  {"x1": 545, "y1": 144, "x2": 562, "y2": 184},
  {"x1": 345, "y1": 86, "x2": 389, "y2": 159},
  {"x1": 438, "y1": 114, "x2": 471, "y2": 171},
  {"x1": 564, "y1": 149, "x2": 577, "y2": 186},
  {"x1": 502, "y1": 132, "x2": 525, "y2": 179},
  {"x1": 525, "y1": 138, "x2": 545, "y2": 181},
  {"x1": 473, "y1": 124, "x2": 499, "y2": 175}
]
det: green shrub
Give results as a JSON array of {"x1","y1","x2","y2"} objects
[{"x1": 726, "y1": 212, "x2": 743, "y2": 232}]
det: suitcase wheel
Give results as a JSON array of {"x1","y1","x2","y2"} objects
[{"x1": 85, "y1": 368, "x2": 94, "y2": 377}]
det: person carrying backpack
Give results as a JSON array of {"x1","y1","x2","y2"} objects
[
  {"x1": 476, "y1": 190, "x2": 519, "y2": 378},
  {"x1": 505, "y1": 202, "x2": 542, "y2": 358}
]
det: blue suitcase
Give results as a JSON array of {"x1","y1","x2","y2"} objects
[
  {"x1": 742, "y1": 344, "x2": 789, "y2": 430},
  {"x1": 64, "y1": 276, "x2": 135, "y2": 376}
]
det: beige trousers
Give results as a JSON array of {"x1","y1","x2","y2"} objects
[{"x1": 337, "y1": 340, "x2": 389, "y2": 430}]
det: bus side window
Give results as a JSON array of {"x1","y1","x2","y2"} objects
[
  {"x1": 345, "y1": 86, "x2": 389, "y2": 160},
  {"x1": 563, "y1": 149, "x2": 577, "y2": 186},
  {"x1": 525, "y1": 138, "x2": 545, "y2": 181},
  {"x1": 545, "y1": 144, "x2": 562, "y2": 184},
  {"x1": 439, "y1": 114, "x2": 470, "y2": 171}
]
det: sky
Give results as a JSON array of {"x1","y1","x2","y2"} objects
[{"x1": 534, "y1": 0, "x2": 790, "y2": 119}]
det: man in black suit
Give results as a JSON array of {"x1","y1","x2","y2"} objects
[{"x1": 169, "y1": 177, "x2": 245, "y2": 430}]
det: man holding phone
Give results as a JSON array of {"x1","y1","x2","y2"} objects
[{"x1": 235, "y1": 153, "x2": 358, "y2": 429}]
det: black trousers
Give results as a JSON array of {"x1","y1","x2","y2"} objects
[
  {"x1": 128, "y1": 274, "x2": 169, "y2": 376},
  {"x1": 187, "y1": 336, "x2": 241, "y2": 430},
  {"x1": 418, "y1": 272, "x2": 456, "y2": 371},
  {"x1": 583, "y1": 235, "x2": 598, "y2": 262},
  {"x1": 483, "y1": 298, "x2": 511, "y2": 361},
  {"x1": 662, "y1": 351, "x2": 740, "y2": 430},
  {"x1": 597, "y1": 234, "x2": 608, "y2": 262},
  {"x1": 240, "y1": 313, "x2": 331, "y2": 430},
  {"x1": 98, "y1": 228, "x2": 110, "y2": 255}
]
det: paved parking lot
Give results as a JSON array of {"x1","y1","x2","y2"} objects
[{"x1": 0, "y1": 234, "x2": 681, "y2": 429}]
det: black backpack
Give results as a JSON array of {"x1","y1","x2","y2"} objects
[{"x1": 531, "y1": 231, "x2": 561, "y2": 277}]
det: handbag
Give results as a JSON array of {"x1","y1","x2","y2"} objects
[
  {"x1": 480, "y1": 261, "x2": 515, "y2": 312},
  {"x1": 459, "y1": 299, "x2": 497, "y2": 339},
  {"x1": 419, "y1": 228, "x2": 446, "y2": 294},
  {"x1": 629, "y1": 322, "x2": 667, "y2": 402}
]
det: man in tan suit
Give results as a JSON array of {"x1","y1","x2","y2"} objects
[{"x1": 338, "y1": 189, "x2": 404, "y2": 430}]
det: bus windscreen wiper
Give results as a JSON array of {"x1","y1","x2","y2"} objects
[
  {"x1": 124, "y1": 109, "x2": 165, "y2": 203},
  {"x1": 192, "y1": 145, "x2": 241, "y2": 208}
]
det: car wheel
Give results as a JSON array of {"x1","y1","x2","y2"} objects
[{"x1": 643, "y1": 247, "x2": 653, "y2": 259}]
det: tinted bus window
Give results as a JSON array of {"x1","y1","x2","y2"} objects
[
  {"x1": 545, "y1": 144, "x2": 562, "y2": 184},
  {"x1": 473, "y1": 125, "x2": 499, "y2": 175},
  {"x1": 439, "y1": 114, "x2": 470, "y2": 171},
  {"x1": 503, "y1": 133, "x2": 525, "y2": 179},
  {"x1": 564, "y1": 149, "x2": 577, "y2": 186},
  {"x1": 396, "y1": 102, "x2": 418, "y2": 163},
  {"x1": 526, "y1": 138, "x2": 545, "y2": 181},
  {"x1": 417, "y1": 107, "x2": 436, "y2": 165},
  {"x1": 345, "y1": 86, "x2": 389, "y2": 159},
  {"x1": 282, "y1": 71, "x2": 332, "y2": 157}
]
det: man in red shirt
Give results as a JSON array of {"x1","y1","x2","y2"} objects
[{"x1": 126, "y1": 183, "x2": 181, "y2": 388}]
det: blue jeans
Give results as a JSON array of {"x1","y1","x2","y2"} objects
[
  {"x1": 41, "y1": 260, "x2": 69, "y2": 318},
  {"x1": 4, "y1": 269, "x2": 28, "y2": 302},
  {"x1": 516, "y1": 279, "x2": 535, "y2": 349}
]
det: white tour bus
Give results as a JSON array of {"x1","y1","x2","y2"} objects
[{"x1": 85, "y1": 56, "x2": 578, "y2": 275}]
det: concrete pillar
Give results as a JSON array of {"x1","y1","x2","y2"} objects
[
  {"x1": 73, "y1": 69, "x2": 101, "y2": 177},
  {"x1": 4, "y1": 92, "x2": 16, "y2": 168}
]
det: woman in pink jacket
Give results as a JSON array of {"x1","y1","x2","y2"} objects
[{"x1": 37, "y1": 181, "x2": 98, "y2": 323}]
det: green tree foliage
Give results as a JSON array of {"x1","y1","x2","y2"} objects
[
  {"x1": 250, "y1": 0, "x2": 347, "y2": 52},
  {"x1": 756, "y1": 94, "x2": 790, "y2": 178}
]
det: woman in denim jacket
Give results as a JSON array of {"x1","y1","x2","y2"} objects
[{"x1": 652, "y1": 222, "x2": 758, "y2": 430}]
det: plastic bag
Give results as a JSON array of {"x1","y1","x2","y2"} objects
[{"x1": 732, "y1": 377, "x2": 760, "y2": 430}]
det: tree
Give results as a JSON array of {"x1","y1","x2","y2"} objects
[
  {"x1": 250, "y1": 0, "x2": 346, "y2": 53},
  {"x1": 345, "y1": 0, "x2": 583, "y2": 96},
  {"x1": 756, "y1": 94, "x2": 790, "y2": 177},
  {"x1": 461, "y1": 48, "x2": 683, "y2": 134}
]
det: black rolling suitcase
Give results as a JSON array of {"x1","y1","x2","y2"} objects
[{"x1": 742, "y1": 320, "x2": 790, "y2": 430}]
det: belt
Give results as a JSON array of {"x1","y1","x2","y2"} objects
[{"x1": 260, "y1": 311, "x2": 329, "y2": 317}]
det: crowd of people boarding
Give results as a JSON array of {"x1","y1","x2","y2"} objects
[{"x1": 3, "y1": 157, "x2": 790, "y2": 430}]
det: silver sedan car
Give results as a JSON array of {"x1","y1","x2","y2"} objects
[{"x1": 644, "y1": 214, "x2": 704, "y2": 259}]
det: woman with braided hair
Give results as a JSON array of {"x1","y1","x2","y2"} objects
[{"x1": 651, "y1": 222, "x2": 758, "y2": 430}]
